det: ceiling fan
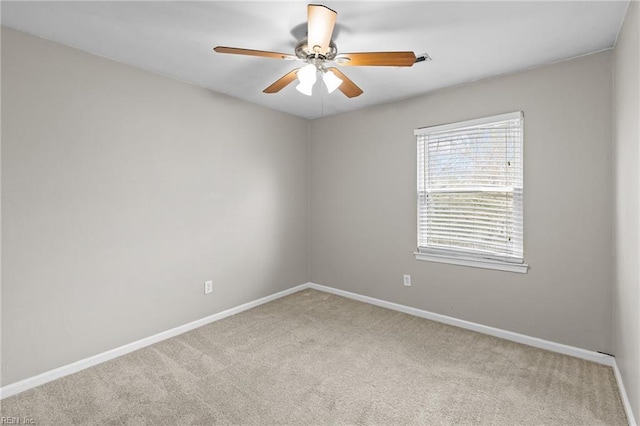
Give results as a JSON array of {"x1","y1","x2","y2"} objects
[{"x1": 214, "y1": 4, "x2": 421, "y2": 98}]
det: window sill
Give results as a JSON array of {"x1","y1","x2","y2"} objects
[{"x1": 414, "y1": 252, "x2": 529, "y2": 274}]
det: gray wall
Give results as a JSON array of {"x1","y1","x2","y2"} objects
[
  {"x1": 1, "y1": 21, "x2": 629, "y2": 395},
  {"x1": 614, "y1": 1, "x2": 640, "y2": 421},
  {"x1": 1, "y1": 28, "x2": 310, "y2": 386},
  {"x1": 310, "y1": 51, "x2": 613, "y2": 353}
]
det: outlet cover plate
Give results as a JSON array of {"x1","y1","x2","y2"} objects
[{"x1": 403, "y1": 274, "x2": 411, "y2": 287}]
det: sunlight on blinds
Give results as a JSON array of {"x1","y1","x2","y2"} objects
[{"x1": 416, "y1": 112, "x2": 523, "y2": 263}]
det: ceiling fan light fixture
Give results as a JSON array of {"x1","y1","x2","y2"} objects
[
  {"x1": 297, "y1": 64, "x2": 317, "y2": 85},
  {"x1": 296, "y1": 64, "x2": 318, "y2": 96},
  {"x1": 296, "y1": 82, "x2": 314, "y2": 96},
  {"x1": 322, "y1": 69, "x2": 343, "y2": 93}
]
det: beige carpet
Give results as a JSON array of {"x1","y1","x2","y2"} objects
[{"x1": 0, "y1": 289, "x2": 627, "y2": 425}]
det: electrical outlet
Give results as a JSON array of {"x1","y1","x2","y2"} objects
[
  {"x1": 403, "y1": 274, "x2": 411, "y2": 287},
  {"x1": 204, "y1": 280, "x2": 213, "y2": 295}
]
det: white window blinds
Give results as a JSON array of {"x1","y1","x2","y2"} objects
[{"x1": 415, "y1": 112, "x2": 524, "y2": 263}]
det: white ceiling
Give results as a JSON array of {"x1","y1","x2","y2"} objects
[{"x1": 1, "y1": 1, "x2": 629, "y2": 119}]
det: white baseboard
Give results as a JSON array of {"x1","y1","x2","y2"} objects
[
  {"x1": 0, "y1": 283, "x2": 309, "y2": 400},
  {"x1": 613, "y1": 359, "x2": 638, "y2": 426},
  {"x1": 309, "y1": 283, "x2": 640, "y2": 425},
  {"x1": 2, "y1": 281, "x2": 635, "y2": 426},
  {"x1": 308, "y1": 283, "x2": 614, "y2": 366}
]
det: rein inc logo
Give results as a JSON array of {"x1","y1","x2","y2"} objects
[{"x1": 0, "y1": 418, "x2": 35, "y2": 425}]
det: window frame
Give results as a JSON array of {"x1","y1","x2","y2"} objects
[{"x1": 414, "y1": 111, "x2": 528, "y2": 274}]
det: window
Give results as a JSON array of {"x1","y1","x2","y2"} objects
[{"x1": 415, "y1": 112, "x2": 527, "y2": 273}]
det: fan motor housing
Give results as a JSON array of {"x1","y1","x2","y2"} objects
[{"x1": 295, "y1": 38, "x2": 338, "y2": 61}]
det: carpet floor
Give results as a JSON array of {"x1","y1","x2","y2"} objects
[{"x1": 0, "y1": 289, "x2": 628, "y2": 425}]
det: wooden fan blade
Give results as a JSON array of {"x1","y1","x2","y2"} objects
[
  {"x1": 327, "y1": 67, "x2": 363, "y2": 98},
  {"x1": 263, "y1": 69, "x2": 300, "y2": 93},
  {"x1": 337, "y1": 52, "x2": 417, "y2": 67},
  {"x1": 214, "y1": 46, "x2": 296, "y2": 60},
  {"x1": 307, "y1": 4, "x2": 337, "y2": 55}
]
